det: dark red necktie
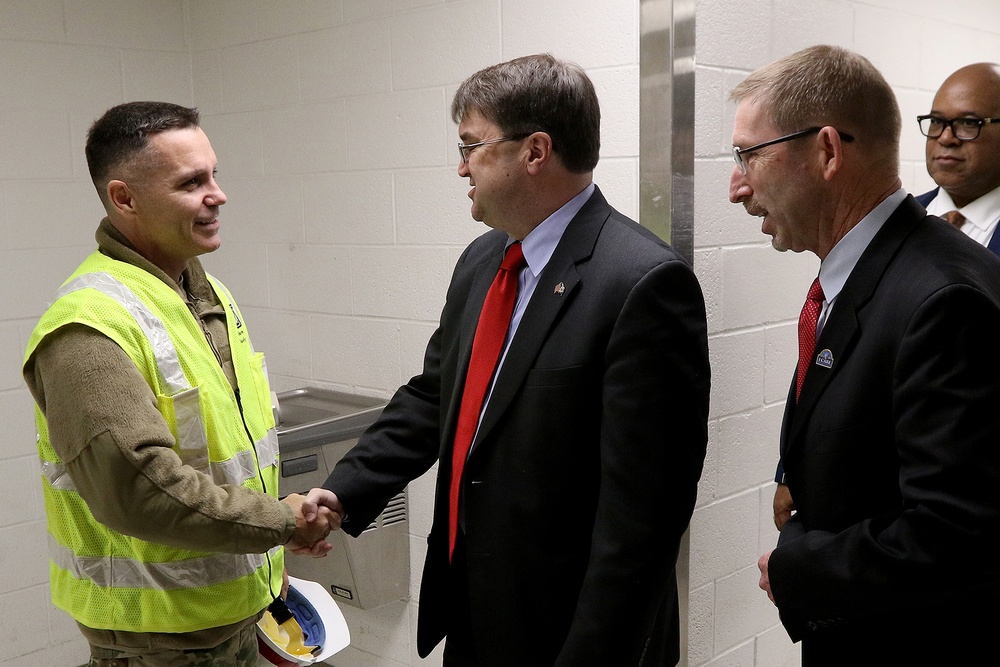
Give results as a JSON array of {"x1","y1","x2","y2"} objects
[
  {"x1": 796, "y1": 278, "x2": 825, "y2": 401},
  {"x1": 448, "y1": 242, "x2": 525, "y2": 560}
]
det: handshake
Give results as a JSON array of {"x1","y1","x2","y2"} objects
[{"x1": 280, "y1": 489, "x2": 344, "y2": 557}]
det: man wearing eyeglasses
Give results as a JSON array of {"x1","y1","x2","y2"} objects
[
  {"x1": 730, "y1": 45, "x2": 1000, "y2": 666},
  {"x1": 304, "y1": 54, "x2": 710, "y2": 666},
  {"x1": 772, "y1": 62, "x2": 1000, "y2": 533},
  {"x1": 916, "y1": 62, "x2": 1000, "y2": 254}
]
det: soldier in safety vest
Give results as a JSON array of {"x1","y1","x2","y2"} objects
[{"x1": 22, "y1": 102, "x2": 336, "y2": 667}]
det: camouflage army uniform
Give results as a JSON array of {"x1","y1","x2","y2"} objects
[{"x1": 88, "y1": 622, "x2": 260, "y2": 667}]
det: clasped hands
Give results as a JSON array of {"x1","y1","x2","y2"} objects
[{"x1": 280, "y1": 489, "x2": 347, "y2": 557}]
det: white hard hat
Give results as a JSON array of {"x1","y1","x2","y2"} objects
[{"x1": 257, "y1": 576, "x2": 351, "y2": 666}]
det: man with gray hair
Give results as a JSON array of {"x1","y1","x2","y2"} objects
[
  {"x1": 773, "y1": 61, "x2": 1000, "y2": 532},
  {"x1": 730, "y1": 45, "x2": 1000, "y2": 665},
  {"x1": 307, "y1": 54, "x2": 710, "y2": 666}
]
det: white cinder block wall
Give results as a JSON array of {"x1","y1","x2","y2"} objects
[
  {"x1": 691, "y1": 1, "x2": 1000, "y2": 665},
  {"x1": 1, "y1": 0, "x2": 998, "y2": 666}
]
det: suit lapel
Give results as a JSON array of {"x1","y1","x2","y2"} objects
[
  {"x1": 986, "y1": 225, "x2": 1000, "y2": 258},
  {"x1": 469, "y1": 187, "x2": 611, "y2": 455},
  {"x1": 789, "y1": 195, "x2": 925, "y2": 445}
]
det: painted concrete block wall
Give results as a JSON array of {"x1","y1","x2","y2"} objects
[
  {"x1": 692, "y1": 0, "x2": 1000, "y2": 665},
  {"x1": 3, "y1": 0, "x2": 999, "y2": 666}
]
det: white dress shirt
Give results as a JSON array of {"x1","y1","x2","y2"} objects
[{"x1": 925, "y1": 184, "x2": 1000, "y2": 247}]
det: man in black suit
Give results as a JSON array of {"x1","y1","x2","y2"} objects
[
  {"x1": 730, "y1": 45, "x2": 1000, "y2": 665},
  {"x1": 771, "y1": 61, "x2": 1000, "y2": 531},
  {"x1": 302, "y1": 54, "x2": 710, "y2": 666}
]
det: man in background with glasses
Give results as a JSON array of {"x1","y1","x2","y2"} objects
[
  {"x1": 730, "y1": 45, "x2": 1000, "y2": 666},
  {"x1": 304, "y1": 53, "x2": 710, "y2": 666},
  {"x1": 916, "y1": 62, "x2": 1000, "y2": 254}
]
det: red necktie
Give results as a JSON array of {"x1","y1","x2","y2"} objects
[
  {"x1": 944, "y1": 210, "x2": 966, "y2": 229},
  {"x1": 448, "y1": 242, "x2": 525, "y2": 560},
  {"x1": 796, "y1": 278, "x2": 825, "y2": 401}
]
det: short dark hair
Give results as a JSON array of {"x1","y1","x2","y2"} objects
[
  {"x1": 85, "y1": 101, "x2": 201, "y2": 200},
  {"x1": 451, "y1": 54, "x2": 600, "y2": 173}
]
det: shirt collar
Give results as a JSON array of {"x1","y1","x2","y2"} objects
[
  {"x1": 925, "y1": 183, "x2": 1000, "y2": 233},
  {"x1": 509, "y1": 182, "x2": 595, "y2": 277},
  {"x1": 819, "y1": 187, "x2": 907, "y2": 303}
]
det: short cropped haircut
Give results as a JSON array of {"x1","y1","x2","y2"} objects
[
  {"x1": 85, "y1": 101, "x2": 201, "y2": 201},
  {"x1": 730, "y1": 45, "x2": 901, "y2": 169},
  {"x1": 452, "y1": 54, "x2": 600, "y2": 173}
]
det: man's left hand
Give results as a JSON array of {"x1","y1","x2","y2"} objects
[{"x1": 758, "y1": 550, "x2": 775, "y2": 604}]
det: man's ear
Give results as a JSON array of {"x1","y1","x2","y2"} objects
[
  {"x1": 524, "y1": 132, "x2": 554, "y2": 175},
  {"x1": 107, "y1": 180, "x2": 137, "y2": 218},
  {"x1": 817, "y1": 127, "x2": 846, "y2": 182}
]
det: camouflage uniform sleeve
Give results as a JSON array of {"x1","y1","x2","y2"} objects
[{"x1": 24, "y1": 324, "x2": 296, "y2": 554}]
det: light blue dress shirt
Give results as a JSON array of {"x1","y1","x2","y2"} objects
[
  {"x1": 815, "y1": 187, "x2": 907, "y2": 338},
  {"x1": 470, "y1": 182, "x2": 596, "y2": 446}
]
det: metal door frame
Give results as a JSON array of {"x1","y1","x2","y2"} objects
[{"x1": 640, "y1": 1, "x2": 696, "y2": 664}]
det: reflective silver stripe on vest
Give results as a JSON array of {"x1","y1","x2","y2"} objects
[
  {"x1": 44, "y1": 272, "x2": 275, "y2": 489},
  {"x1": 57, "y1": 273, "x2": 189, "y2": 395},
  {"x1": 41, "y1": 459, "x2": 76, "y2": 491},
  {"x1": 56, "y1": 272, "x2": 211, "y2": 472},
  {"x1": 49, "y1": 535, "x2": 281, "y2": 591},
  {"x1": 40, "y1": 430, "x2": 277, "y2": 492},
  {"x1": 43, "y1": 432, "x2": 277, "y2": 493},
  {"x1": 209, "y1": 429, "x2": 278, "y2": 486},
  {"x1": 257, "y1": 429, "x2": 279, "y2": 469}
]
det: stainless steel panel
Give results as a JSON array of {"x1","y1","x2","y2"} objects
[
  {"x1": 275, "y1": 387, "x2": 386, "y2": 453},
  {"x1": 276, "y1": 388, "x2": 408, "y2": 610},
  {"x1": 640, "y1": 0, "x2": 696, "y2": 265},
  {"x1": 640, "y1": 2, "x2": 696, "y2": 665}
]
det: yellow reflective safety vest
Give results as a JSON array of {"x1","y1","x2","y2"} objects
[{"x1": 24, "y1": 250, "x2": 284, "y2": 633}]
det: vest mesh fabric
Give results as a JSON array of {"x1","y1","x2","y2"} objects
[{"x1": 26, "y1": 251, "x2": 282, "y2": 633}]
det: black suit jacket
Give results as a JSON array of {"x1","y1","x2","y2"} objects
[
  {"x1": 324, "y1": 187, "x2": 710, "y2": 666},
  {"x1": 773, "y1": 188, "x2": 1000, "y2": 488},
  {"x1": 770, "y1": 196, "x2": 1000, "y2": 665}
]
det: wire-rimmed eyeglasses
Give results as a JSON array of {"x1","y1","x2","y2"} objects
[
  {"x1": 457, "y1": 134, "x2": 528, "y2": 163},
  {"x1": 917, "y1": 115, "x2": 1000, "y2": 141},
  {"x1": 732, "y1": 127, "x2": 855, "y2": 175}
]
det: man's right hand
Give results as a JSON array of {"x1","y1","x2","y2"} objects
[
  {"x1": 281, "y1": 493, "x2": 337, "y2": 557},
  {"x1": 302, "y1": 488, "x2": 345, "y2": 522},
  {"x1": 285, "y1": 489, "x2": 348, "y2": 556},
  {"x1": 773, "y1": 482, "x2": 794, "y2": 530}
]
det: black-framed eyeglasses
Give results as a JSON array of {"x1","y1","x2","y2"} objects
[
  {"x1": 457, "y1": 134, "x2": 528, "y2": 163},
  {"x1": 732, "y1": 127, "x2": 855, "y2": 175},
  {"x1": 917, "y1": 114, "x2": 1000, "y2": 141}
]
